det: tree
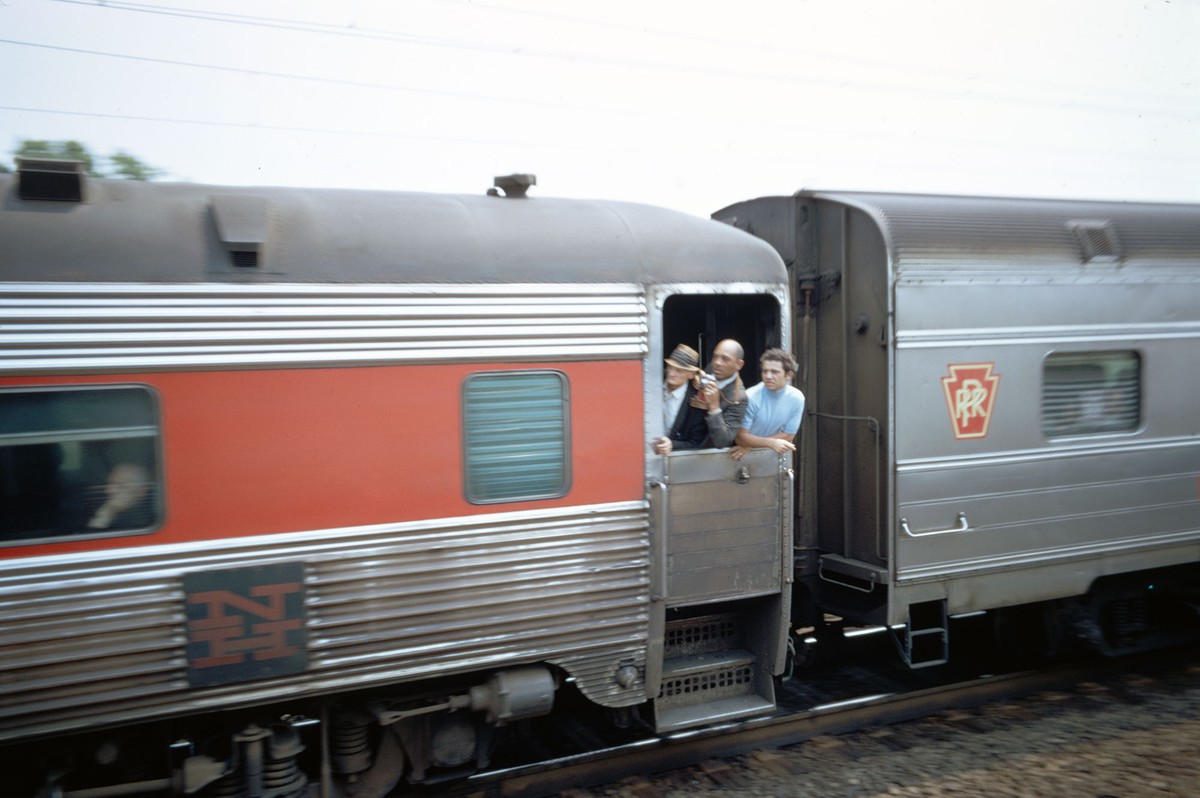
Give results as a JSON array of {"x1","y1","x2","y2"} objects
[
  {"x1": 15, "y1": 140, "x2": 98, "y2": 176},
  {"x1": 109, "y1": 151, "x2": 163, "y2": 181},
  {"x1": 6, "y1": 140, "x2": 162, "y2": 180}
]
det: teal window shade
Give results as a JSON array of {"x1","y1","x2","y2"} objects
[
  {"x1": 1042, "y1": 351, "x2": 1140, "y2": 438},
  {"x1": 463, "y1": 371, "x2": 570, "y2": 503}
]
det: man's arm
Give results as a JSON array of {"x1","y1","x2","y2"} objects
[
  {"x1": 734, "y1": 428, "x2": 795, "y2": 453},
  {"x1": 705, "y1": 400, "x2": 745, "y2": 448}
]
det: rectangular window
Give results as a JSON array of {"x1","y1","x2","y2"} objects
[
  {"x1": 463, "y1": 371, "x2": 570, "y2": 503},
  {"x1": 0, "y1": 386, "x2": 162, "y2": 544},
  {"x1": 1042, "y1": 351, "x2": 1140, "y2": 438}
]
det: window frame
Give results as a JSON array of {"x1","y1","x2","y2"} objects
[
  {"x1": 461, "y1": 369, "x2": 571, "y2": 505},
  {"x1": 0, "y1": 383, "x2": 164, "y2": 545},
  {"x1": 1041, "y1": 350, "x2": 1142, "y2": 440}
]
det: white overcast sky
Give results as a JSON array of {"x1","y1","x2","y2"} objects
[{"x1": 2, "y1": 0, "x2": 1198, "y2": 217}]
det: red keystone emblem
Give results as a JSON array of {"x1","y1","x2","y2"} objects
[{"x1": 941, "y1": 363, "x2": 1000, "y2": 440}]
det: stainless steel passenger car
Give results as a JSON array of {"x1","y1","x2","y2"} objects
[
  {"x1": 0, "y1": 162, "x2": 793, "y2": 797},
  {"x1": 715, "y1": 190, "x2": 1200, "y2": 664}
]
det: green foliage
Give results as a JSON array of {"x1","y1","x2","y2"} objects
[
  {"x1": 15, "y1": 140, "x2": 98, "y2": 176},
  {"x1": 7, "y1": 140, "x2": 162, "y2": 181},
  {"x1": 109, "y1": 151, "x2": 163, "y2": 181}
]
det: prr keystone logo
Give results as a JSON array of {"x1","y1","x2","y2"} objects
[{"x1": 941, "y1": 363, "x2": 1000, "y2": 440}]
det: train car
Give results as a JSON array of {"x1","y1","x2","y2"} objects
[
  {"x1": 714, "y1": 190, "x2": 1200, "y2": 665},
  {"x1": 0, "y1": 162, "x2": 794, "y2": 797}
]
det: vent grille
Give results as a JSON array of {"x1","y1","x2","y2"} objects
[
  {"x1": 665, "y1": 615, "x2": 737, "y2": 656},
  {"x1": 1068, "y1": 220, "x2": 1122, "y2": 264},
  {"x1": 230, "y1": 250, "x2": 259, "y2": 268}
]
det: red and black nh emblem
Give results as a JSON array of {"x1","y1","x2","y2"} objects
[{"x1": 183, "y1": 561, "x2": 307, "y2": 688}]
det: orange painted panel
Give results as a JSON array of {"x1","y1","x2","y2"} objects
[{"x1": 0, "y1": 361, "x2": 645, "y2": 558}]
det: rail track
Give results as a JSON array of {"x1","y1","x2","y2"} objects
[
  {"x1": 29, "y1": 623, "x2": 1198, "y2": 798},
  {"x1": 446, "y1": 626, "x2": 1200, "y2": 798}
]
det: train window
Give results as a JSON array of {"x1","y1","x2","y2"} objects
[
  {"x1": 1041, "y1": 351, "x2": 1140, "y2": 438},
  {"x1": 462, "y1": 371, "x2": 570, "y2": 504},
  {"x1": 661, "y1": 294, "x2": 782, "y2": 387},
  {"x1": 0, "y1": 386, "x2": 163, "y2": 544}
]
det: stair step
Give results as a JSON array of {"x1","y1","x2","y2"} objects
[
  {"x1": 661, "y1": 649, "x2": 755, "y2": 679},
  {"x1": 653, "y1": 648, "x2": 777, "y2": 732},
  {"x1": 655, "y1": 605, "x2": 786, "y2": 732},
  {"x1": 905, "y1": 599, "x2": 949, "y2": 668},
  {"x1": 654, "y1": 694, "x2": 778, "y2": 733}
]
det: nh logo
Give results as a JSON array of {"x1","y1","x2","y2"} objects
[{"x1": 183, "y1": 562, "x2": 307, "y2": 687}]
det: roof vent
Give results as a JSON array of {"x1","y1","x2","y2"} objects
[
  {"x1": 1068, "y1": 220, "x2": 1122, "y2": 265},
  {"x1": 489, "y1": 173, "x2": 536, "y2": 198},
  {"x1": 209, "y1": 194, "x2": 270, "y2": 268},
  {"x1": 16, "y1": 158, "x2": 85, "y2": 202}
]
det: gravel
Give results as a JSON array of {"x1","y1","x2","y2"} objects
[{"x1": 568, "y1": 661, "x2": 1200, "y2": 798}]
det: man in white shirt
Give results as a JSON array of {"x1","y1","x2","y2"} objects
[{"x1": 731, "y1": 349, "x2": 804, "y2": 461}]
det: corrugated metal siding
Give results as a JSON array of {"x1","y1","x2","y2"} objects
[
  {"x1": 0, "y1": 283, "x2": 648, "y2": 374},
  {"x1": 0, "y1": 501, "x2": 649, "y2": 743},
  {"x1": 809, "y1": 192, "x2": 1200, "y2": 273},
  {"x1": 895, "y1": 441, "x2": 1200, "y2": 586}
]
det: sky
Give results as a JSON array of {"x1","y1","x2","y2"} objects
[{"x1": 1, "y1": 0, "x2": 1198, "y2": 218}]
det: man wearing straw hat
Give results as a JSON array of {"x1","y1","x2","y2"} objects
[{"x1": 652, "y1": 343, "x2": 709, "y2": 455}]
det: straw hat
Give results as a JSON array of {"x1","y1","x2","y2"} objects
[{"x1": 664, "y1": 344, "x2": 701, "y2": 371}]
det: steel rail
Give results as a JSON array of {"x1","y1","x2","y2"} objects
[{"x1": 454, "y1": 652, "x2": 1186, "y2": 798}]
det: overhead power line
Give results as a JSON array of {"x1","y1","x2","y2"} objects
[
  {"x1": 47, "y1": 0, "x2": 464, "y2": 44},
  {"x1": 0, "y1": 103, "x2": 530, "y2": 145},
  {"x1": 0, "y1": 38, "x2": 563, "y2": 108},
  {"x1": 1, "y1": 102, "x2": 1185, "y2": 171},
  {"x1": 44, "y1": 0, "x2": 1198, "y2": 119},
  {"x1": 0, "y1": 37, "x2": 829, "y2": 133},
  {"x1": 2, "y1": 34, "x2": 1192, "y2": 129}
]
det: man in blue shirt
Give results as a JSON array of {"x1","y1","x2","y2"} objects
[{"x1": 731, "y1": 349, "x2": 804, "y2": 461}]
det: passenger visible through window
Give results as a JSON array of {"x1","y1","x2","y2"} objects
[{"x1": 0, "y1": 386, "x2": 162, "y2": 543}]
